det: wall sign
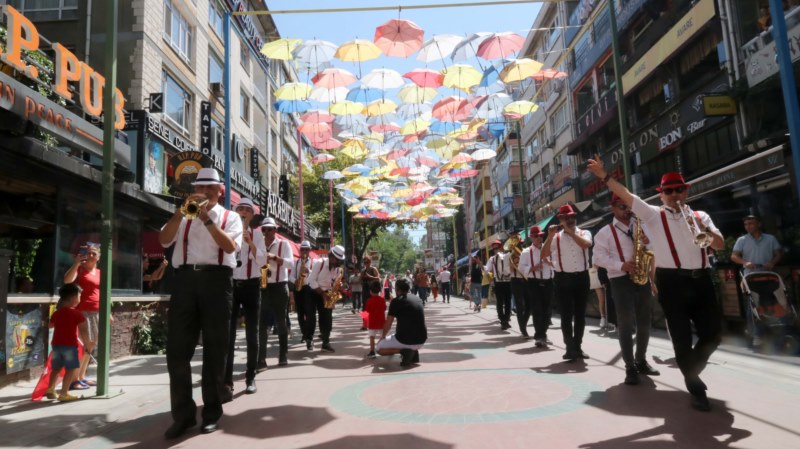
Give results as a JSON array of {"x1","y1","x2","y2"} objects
[
  {"x1": 200, "y1": 101, "x2": 212, "y2": 154},
  {"x1": 5, "y1": 305, "x2": 45, "y2": 374},
  {"x1": 147, "y1": 115, "x2": 199, "y2": 153},
  {"x1": 167, "y1": 151, "x2": 214, "y2": 199}
]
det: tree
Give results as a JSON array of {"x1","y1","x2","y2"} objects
[{"x1": 366, "y1": 226, "x2": 418, "y2": 275}]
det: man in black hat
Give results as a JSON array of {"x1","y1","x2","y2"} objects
[
  {"x1": 587, "y1": 158, "x2": 724, "y2": 411},
  {"x1": 159, "y1": 167, "x2": 243, "y2": 438}
]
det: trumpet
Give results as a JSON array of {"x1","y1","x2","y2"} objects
[
  {"x1": 678, "y1": 201, "x2": 713, "y2": 248},
  {"x1": 180, "y1": 199, "x2": 209, "y2": 219}
]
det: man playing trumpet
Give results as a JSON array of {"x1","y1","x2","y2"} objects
[{"x1": 587, "y1": 157, "x2": 724, "y2": 411}]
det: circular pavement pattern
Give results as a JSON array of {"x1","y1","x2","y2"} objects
[{"x1": 330, "y1": 369, "x2": 600, "y2": 424}]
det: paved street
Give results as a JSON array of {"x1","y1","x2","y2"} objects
[{"x1": 2, "y1": 297, "x2": 799, "y2": 449}]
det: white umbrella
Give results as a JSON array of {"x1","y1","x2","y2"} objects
[
  {"x1": 323, "y1": 170, "x2": 345, "y2": 180},
  {"x1": 450, "y1": 32, "x2": 492, "y2": 62},
  {"x1": 360, "y1": 68, "x2": 405, "y2": 90},
  {"x1": 471, "y1": 148, "x2": 497, "y2": 161},
  {"x1": 309, "y1": 86, "x2": 349, "y2": 102},
  {"x1": 416, "y1": 34, "x2": 464, "y2": 63}
]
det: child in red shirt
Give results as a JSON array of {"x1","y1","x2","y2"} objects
[
  {"x1": 364, "y1": 281, "x2": 386, "y2": 359},
  {"x1": 47, "y1": 284, "x2": 90, "y2": 401}
]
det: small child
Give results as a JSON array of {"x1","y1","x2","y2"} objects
[
  {"x1": 47, "y1": 284, "x2": 90, "y2": 402},
  {"x1": 364, "y1": 281, "x2": 387, "y2": 359}
]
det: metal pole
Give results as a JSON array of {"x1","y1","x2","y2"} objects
[
  {"x1": 768, "y1": 0, "x2": 800, "y2": 192},
  {"x1": 515, "y1": 120, "x2": 528, "y2": 239},
  {"x1": 223, "y1": 12, "x2": 232, "y2": 208},
  {"x1": 452, "y1": 214, "x2": 458, "y2": 294},
  {"x1": 97, "y1": 0, "x2": 119, "y2": 397},
  {"x1": 607, "y1": 1, "x2": 633, "y2": 190},
  {"x1": 298, "y1": 129, "x2": 305, "y2": 240},
  {"x1": 341, "y1": 197, "x2": 346, "y2": 275},
  {"x1": 481, "y1": 161, "x2": 490, "y2": 260},
  {"x1": 329, "y1": 179, "x2": 334, "y2": 246}
]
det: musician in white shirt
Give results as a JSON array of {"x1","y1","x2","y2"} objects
[
  {"x1": 592, "y1": 194, "x2": 660, "y2": 386},
  {"x1": 518, "y1": 226, "x2": 554, "y2": 347},
  {"x1": 289, "y1": 241, "x2": 315, "y2": 350},
  {"x1": 507, "y1": 232, "x2": 531, "y2": 338},
  {"x1": 308, "y1": 245, "x2": 346, "y2": 352},
  {"x1": 485, "y1": 240, "x2": 513, "y2": 330},
  {"x1": 588, "y1": 157, "x2": 724, "y2": 412},
  {"x1": 257, "y1": 217, "x2": 294, "y2": 368},
  {"x1": 225, "y1": 198, "x2": 266, "y2": 395},
  {"x1": 159, "y1": 167, "x2": 242, "y2": 438},
  {"x1": 541, "y1": 204, "x2": 593, "y2": 362}
]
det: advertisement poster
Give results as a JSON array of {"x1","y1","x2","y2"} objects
[
  {"x1": 167, "y1": 151, "x2": 215, "y2": 199},
  {"x1": 144, "y1": 140, "x2": 166, "y2": 194},
  {"x1": 5, "y1": 305, "x2": 45, "y2": 374}
]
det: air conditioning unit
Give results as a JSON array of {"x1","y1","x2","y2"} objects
[
  {"x1": 545, "y1": 137, "x2": 555, "y2": 148},
  {"x1": 552, "y1": 78, "x2": 564, "y2": 93},
  {"x1": 210, "y1": 82, "x2": 224, "y2": 97}
]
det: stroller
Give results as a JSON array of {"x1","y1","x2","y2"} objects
[{"x1": 740, "y1": 270, "x2": 799, "y2": 353}]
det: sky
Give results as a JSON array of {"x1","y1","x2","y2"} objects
[{"x1": 263, "y1": 0, "x2": 543, "y2": 244}]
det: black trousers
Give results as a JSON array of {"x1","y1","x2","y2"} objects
[
  {"x1": 510, "y1": 278, "x2": 531, "y2": 335},
  {"x1": 225, "y1": 278, "x2": 260, "y2": 387},
  {"x1": 494, "y1": 281, "x2": 512, "y2": 325},
  {"x1": 294, "y1": 285, "x2": 311, "y2": 339},
  {"x1": 303, "y1": 288, "x2": 333, "y2": 343},
  {"x1": 554, "y1": 271, "x2": 589, "y2": 351},
  {"x1": 259, "y1": 282, "x2": 290, "y2": 362},
  {"x1": 166, "y1": 267, "x2": 232, "y2": 425},
  {"x1": 441, "y1": 282, "x2": 451, "y2": 302},
  {"x1": 656, "y1": 268, "x2": 721, "y2": 380},
  {"x1": 528, "y1": 278, "x2": 553, "y2": 340}
]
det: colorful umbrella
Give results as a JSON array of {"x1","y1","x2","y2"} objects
[
  {"x1": 397, "y1": 84, "x2": 439, "y2": 104},
  {"x1": 293, "y1": 39, "x2": 337, "y2": 68},
  {"x1": 432, "y1": 96, "x2": 473, "y2": 122},
  {"x1": 300, "y1": 109, "x2": 335, "y2": 124},
  {"x1": 417, "y1": 34, "x2": 464, "y2": 64},
  {"x1": 323, "y1": 170, "x2": 344, "y2": 180},
  {"x1": 373, "y1": 18, "x2": 425, "y2": 57},
  {"x1": 309, "y1": 86, "x2": 349, "y2": 102},
  {"x1": 364, "y1": 99, "x2": 398, "y2": 116},
  {"x1": 311, "y1": 136, "x2": 342, "y2": 150},
  {"x1": 274, "y1": 82, "x2": 312, "y2": 100},
  {"x1": 400, "y1": 118, "x2": 431, "y2": 135},
  {"x1": 260, "y1": 38, "x2": 302, "y2": 60},
  {"x1": 503, "y1": 100, "x2": 539, "y2": 117},
  {"x1": 312, "y1": 153, "x2": 336, "y2": 164},
  {"x1": 402, "y1": 68, "x2": 444, "y2": 88},
  {"x1": 346, "y1": 86, "x2": 382, "y2": 103},
  {"x1": 450, "y1": 32, "x2": 492, "y2": 62},
  {"x1": 441, "y1": 64, "x2": 482, "y2": 91},
  {"x1": 329, "y1": 100, "x2": 365, "y2": 115},
  {"x1": 471, "y1": 148, "x2": 497, "y2": 161},
  {"x1": 360, "y1": 68, "x2": 405, "y2": 90},
  {"x1": 273, "y1": 99, "x2": 312, "y2": 113},
  {"x1": 477, "y1": 32, "x2": 525, "y2": 60},
  {"x1": 531, "y1": 68, "x2": 568, "y2": 80},
  {"x1": 499, "y1": 58, "x2": 544, "y2": 83},
  {"x1": 335, "y1": 39, "x2": 382, "y2": 76},
  {"x1": 312, "y1": 67, "x2": 357, "y2": 88}
]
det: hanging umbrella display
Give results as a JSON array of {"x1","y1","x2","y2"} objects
[
  {"x1": 477, "y1": 31, "x2": 525, "y2": 60},
  {"x1": 471, "y1": 148, "x2": 497, "y2": 161},
  {"x1": 293, "y1": 39, "x2": 338, "y2": 68},
  {"x1": 450, "y1": 32, "x2": 492, "y2": 62},
  {"x1": 312, "y1": 67, "x2": 358, "y2": 88},
  {"x1": 531, "y1": 68, "x2": 568, "y2": 80},
  {"x1": 475, "y1": 93, "x2": 512, "y2": 119},
  {"x1": 374, "y1": 18, "x2": 425, "y2": 57},
  {"x1": 274, "y1": 82, "x2": 312, "y2": 100},
  {"x1": 399, "y1": 118, "x2": 431, "y2": 135},
  {"x1": 323, "y1": 170, "x2": 345, "y2": 180},
  {"x1": 364, "y1": 98, "x2": 398, "y2": 116},
  {"x1": 260, "y1": 38, "x2": 303, "y2": 60},
  {"x1": 312, "y1": 153, "x2": 336, "y2": 164},
  {"x1": 402, "y1": 68, "x2": 444, "y2": 88},
  {"x1": 346, "y1": 86, "x2": 382, "y2": 103},
  {"x1": 441, "y1": 64, "x2": 482, "y2": 91},
  {"x1": 417, "y1": 34, "x2": 464, "y2": 64},
  {"x1": 300, "y1": 109, "x2": 335, "y2": 124},
  {"x1": 335, "y1": 39, "x2": 383, "y2": 76},
  {"x1": 360, "y1": 68, "x2": 405, "y2": 90},
  {"x1": 311, "y1": 136, "x2": 342, "y2": 150},
  {"x1": 397, "y1": 84, "x2": 438, "y2": 104},
  {"x1": 298, "y1": 121, "x2": 332, "y2": 136},
  {"x1": 309, "y1": 86, "x2": 349, "y2": 102},
  {"x1": 432, "y1": 96, "x2": 473, "y2": 122},
  {"x1": 499, "y1": 58, "x2": 545, "y2": 83},
  {"x1": 273, "y1": 99, "x2": 312, "y2": 113},
  {"x1": 329, "y1": 100, "x2": 365, "y2": 115}
]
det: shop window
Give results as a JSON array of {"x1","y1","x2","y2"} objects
[
  {"x1": 162, "y1": 71, "x2": 192, "y2": 132},
  {"x1": 164, "y1": 0, "x2": 192, "y2": 63},
  {"x1": 11, "y1": 0, "x2": 78, "y2": 21},
  {"x1": 208, "y1": 1, "x2": 224, "y2": 38},
  {"x1": 208, "y1": 51, "x2": 223, "y2": 84}
]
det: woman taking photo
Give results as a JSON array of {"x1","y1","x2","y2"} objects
[{"x1": 63, "y1": 242, "x2": 102, "y2": 390}]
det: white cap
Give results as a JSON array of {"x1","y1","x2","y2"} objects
[
  {"x1": 261, "y1": 217, "x2": 277, "y2": 228},
  {"x1": 192, "y1": 167, "x2": 222, "y2": 185},
  {"x1": 300, "y1": 240, "x2": 312, "y2": 249},
  {"x1": 330, "y1": 245, "x2": 346, "y2": 260}
]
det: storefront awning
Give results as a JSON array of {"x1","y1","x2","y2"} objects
[{"x1": 533, "y1": 214, "x2": 556, "y2": 231}]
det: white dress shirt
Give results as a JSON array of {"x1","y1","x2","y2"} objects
[
  {"x1": 163, "y1": 203, "x2": 243, "y2": 268},
  {"x1": 262, "y1": 237, "x2": 295, "y2": 283},
  {"x1": 309, "y1": 257, "x2": 343, "y2": 291},
  {"x1": 289, "y1": 255, "x2": 313, "y2": 284},
  {"x1": 485, "y1": 252, "x2": 513, "y2": 282},
  {"x1": 632, "y1": 196, "x2": 718, "y2": 269},
  {"x1": 519, "y1": 245, "x2": 554, "y2": 279},
  {"x1": 233, "y1": 226, "x2": 267, "y2": 280},
  {"x1": 439, "y1": 270, "x2": 451, "y2": 283},
  {"x1": 593, "y1": 219, "x2": 634, "y2": 279},
  {"x1": 551, "y1": 228, "x2": 592, "y2": 273}
]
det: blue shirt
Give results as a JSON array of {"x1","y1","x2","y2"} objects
[{"x1": 733, "y1": 233, "x2": 781, "y2": 274}]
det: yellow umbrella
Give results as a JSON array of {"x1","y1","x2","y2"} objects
[
  {"x1": 499, "y1": 58, "x2": 544, "y2": 83},
  {"x1": 504, "y1": 100, "x2": 539, "y2": 116},
  {"x1": 399, "y1": 118, "x2": 430, "y2": 135},
  {"x1": 348, "y1": 203, "x2": 364, "y2": 212},
  {"x1": 260, "y1": 38, "x2": 303, "y2": 60},
  {"x1": 441, "y1": 64, "x2": 483, "y2": 91},
  {"x1": 335, "y1": 39, "x2": 382, "y2": 62},
  {"x1": 274, "y1": 82, "x2": 312, "y2": 100},
  {"x1": 397, "y1": 85, "x2": 439, "y2": 104},
  {"x1": 392, "y1": 188, "x2": 414, "y2": 198},
  {"x1": 365, "y1": 99, "x2": 398, "y2": 117},
  {"x1": 341, "y1": 142, "x2": 368, "y2": 159},
  {"x1": 329, "y1": 100, "x2": 364, "y2": 115}
]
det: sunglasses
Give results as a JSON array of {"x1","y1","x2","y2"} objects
[{"x1": 661, "y1": 186, "x2": 687, "y2": 195}]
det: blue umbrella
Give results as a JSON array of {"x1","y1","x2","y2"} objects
[
  {"x1": 274, "y1": 100, "x2": 312, "y2": 113},
  {"x1": 479, "y1": 64, "x2": 501, "y2": 87},
  {"x1": 346, "y1": 86, "x2": 382, "y2": 103},
  {"x1": 429, "y1": 120, "x2": 461, "y2": 135}
]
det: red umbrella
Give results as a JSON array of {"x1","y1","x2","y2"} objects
[
  {"x1": 369, "y1": 122, "x2": 401, "y2": 133},
  {"x1": 432, "y1": 96, "x2": 472, "y2": 122},
  {"x1": 312, "y1": 68, "x2": 357, "y2": 88},
  {"x1": 403, "y1": 68, "x2": 444, "y2": 88},
  {"x1": 311, "y1": 137, "x2": 342, "y2": 150},
  {"x1": 531, "y1": 68, "x2": 568, "y2": 80},
  {"x1": 299, "y1": 121, "x2": 332, "y2": 136},
  {"x1": 374, "y1": 18, "x2": 425, "y2": 57},
  {"x1": 477, "y1": 32, "x2": 525, "y2": 60},
  {"x1": 300, "y1": 109, "x2": 335, "y2": 124},
  {"x1": 390, "y1": 167, "x2": 411, "y2": 176}
]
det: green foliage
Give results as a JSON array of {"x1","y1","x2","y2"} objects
[
  {"x1": 0, "y1": 238, "x2": 42, "y2": 278},
  {"x1": 132, "y1": 303, "x2": 168, "y2": 355},
  {"x1": 366, "y1": 226, "x2": 419, "y2": 274}
]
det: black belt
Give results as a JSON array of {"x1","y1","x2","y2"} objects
[
  {"x1": 656, "y1": 268, "x2": 710, "y2": 279},
  {"x1": 234, "y1": 278, "x2": 260, "y2": 286},
  {"x1": 178, "y1": 265, "x2": 232, "y2": 272},
  {"x1": 555, "y1": 271, "x2": 587, "y2": 276},
  {"x1": 263, "y1": 281, "x2": 288, "y2": 287}
]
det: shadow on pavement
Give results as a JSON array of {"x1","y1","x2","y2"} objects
[
  {"x1": 580, "y1": 380, "x2": 752, "y2": 449},
  {"x1": 530, "y1": 360, "x2": 589, "y2": 374},
  {"x1": 297, "y1": 433, "x2": 454, "y2": 449}
]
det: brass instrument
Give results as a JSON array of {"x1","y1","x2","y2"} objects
[
  {"x1": 503, "y1": 234, "x2": 527, "y2": 280},
  {"x1": 323, "y1": 270, "x2": 344, "y2": 309},
  {"x1": 260, "y1": 264, "x2": 272, "y2": 289},
  {"x1": 180, "y1": 199, "x2": 209, "y2": 219},
  {"x1": 295, "y1": 255, "x2": 309, "y2": 291},
  {"x1": 677, "y1": 201, "x2": 713, "y2": 248},
  {"x1": 630, "y1": 216, "x2": 654, "y2": 285}
]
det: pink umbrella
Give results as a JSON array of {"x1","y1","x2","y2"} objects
[
  {"x1": 312, "y1": 68, "x2": 357, "y2": 88},
  {"x1": 531, "y1": 68, "x2": 568, "y2": 80},
  {"x1": 374, "y1": 18, "x2": 425, "y2": 58},
  {"x1": 390, "y1": 167, "x2": 411, "y2": 176},
  {"x1": 403, "y1": 68, "x2": 444, "y2": 88},
  {"x1": 369, "y1": 122, "x2": 401, "y2": 133},
  {"x1": 477, "y1": 32, "x2": 525, "y2": 60},
  {"x1": 432, "y1": 96, "x2": 472, "y2": 122},
  {"x1": 299, "y1": 122, "x2": 332, "y2": 136},
  {"x1": 300, "y1": 109, "x2": 334, "y2": 124},
  {"x1": 312, "y1": 153, "x2": 336, "y2": 164},
  {"x1": 387, "y1": 149, "x2": 410, "y2": 160},
  {"x1": 311, "y1": 136, "x2": 342, "y2": 150}
]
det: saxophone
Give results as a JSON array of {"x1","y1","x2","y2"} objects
[
  {"x1": 324, "y1": 270, "x2": 344, "y2": 309},
  {"x1": 503, "y1": 234, "x2": 527, "y2": 280},
  {"x1": 630, "y1": 215, "x2": 654, "y2": 286},
  {"x1": 295, "y1": 255, "x2": 309, "y2": 291}
]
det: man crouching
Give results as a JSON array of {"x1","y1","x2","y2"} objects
[{"x1": 376, "y1": 278, "x2": 428, "y2": 367}]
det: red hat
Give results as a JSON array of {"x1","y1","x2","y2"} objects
[
  {"x1": 609, "y1": 193, "x2": 623, "y2": 205},
  {"x1": 656, "y1": 172, "x2": 691, "y2": 192},
  {"x1": 491, "y1": 239, "x2": 503, "y2": 247},
  {"x1": 556, "y1": 204, "x2": 577, "y2": 217},
  {"x1": 529, "y1": 226, "x2": 544, "y2": 236}
]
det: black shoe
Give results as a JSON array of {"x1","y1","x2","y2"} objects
[
  {"x1": 690, "y1": 390, "x2": 711, "y2": 411},
  {"x1": 635, "y1": 360, "x2": 660, "y2": 376},
  {"x1": 306, "y1": 339, "x2": 314, "y2": 351},
  {"x1": 245, "y1": 381, "x2": 257, "y2": 394},
  {"x1": 164, "y1": 418, "x2": 196, "y2": 439},
  {"x1": 200, "y1": 421, "x2": 218, "y2": 434},
  {"x1": 562, "y1": 351, "x2": 576, "y2": 361},
  {"x1": 221, "y1": 387, "x2": 233, "y2": 404},
  {"x1": 278, "y1": 355, "x2": 288, "y2": 366},
  {"x1": 412, "y1": 350, "x2": 420, "y2": 363},
  {"x1": 257, "y1": 360, "x2": 268, "y2": 371},
  {"x1": 400, "y1": 348, "x2": 414, "y2": 366},
  {"x1": 624, "y1": 367, "x2": 640, "y2": 385},
  {"x1": 321, "y1": 343, "x2": 335, "y2": 353}
]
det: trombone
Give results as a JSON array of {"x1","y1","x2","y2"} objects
[{"x1": 677, "y1": 201, "x2": 713, "y2": 248}]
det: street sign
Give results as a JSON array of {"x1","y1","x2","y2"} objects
[{"x1": 149, "y1": 93, "x2": 163, "y2": 113}]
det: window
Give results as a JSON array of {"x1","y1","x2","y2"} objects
[
  {"x1": 550, "y1": 103, "x2": 568, "y2": 135},
  {"x1": 270, "y1": 131, "x2": 278, "y2": 161},
  {"x1": 12, "y1": 0, "x2": 77, "y2": 21},
  {"x1": 208, "y1": 52, "x2": 223, "y2": 84},
  {"x1": 240, "y1": 90, "x2": 250, "y2": 123},
  {"x1": 164, "y1": 0, "x2": 192, "y2": 62},
  {"x1": 163, "y1": 71, "x2": 191, "y2": 131},
  {"x1": 240, "y1": 40, "x2": 250, "y2": 72},
  {"x1": 211, "y1": 118, "x2": 223, "y2": 152},
  {"x1": 208, "y1": 1, "x2": 224, "y2": 37}
]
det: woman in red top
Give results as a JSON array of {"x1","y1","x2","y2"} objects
[{"x1": 63, "y1": 242, "x2": 101, "y2": 390}]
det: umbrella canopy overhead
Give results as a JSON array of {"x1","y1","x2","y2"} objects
[
  {"x1": 477, "y1": 32, "x2": 525, "y2": 60},
  {"x1": 374, "y1": 19, "x2": 425, "y2": 57},
  {"x1": 417, "y1": 34, "x2": 464, "y2": 63},
  {"x1": 261, "y1": 38, "x2": 302, "y2": 60}
]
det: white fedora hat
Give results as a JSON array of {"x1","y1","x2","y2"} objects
[{"x1": 192, "y1": 168, "x2": 222, "y2": 185}]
